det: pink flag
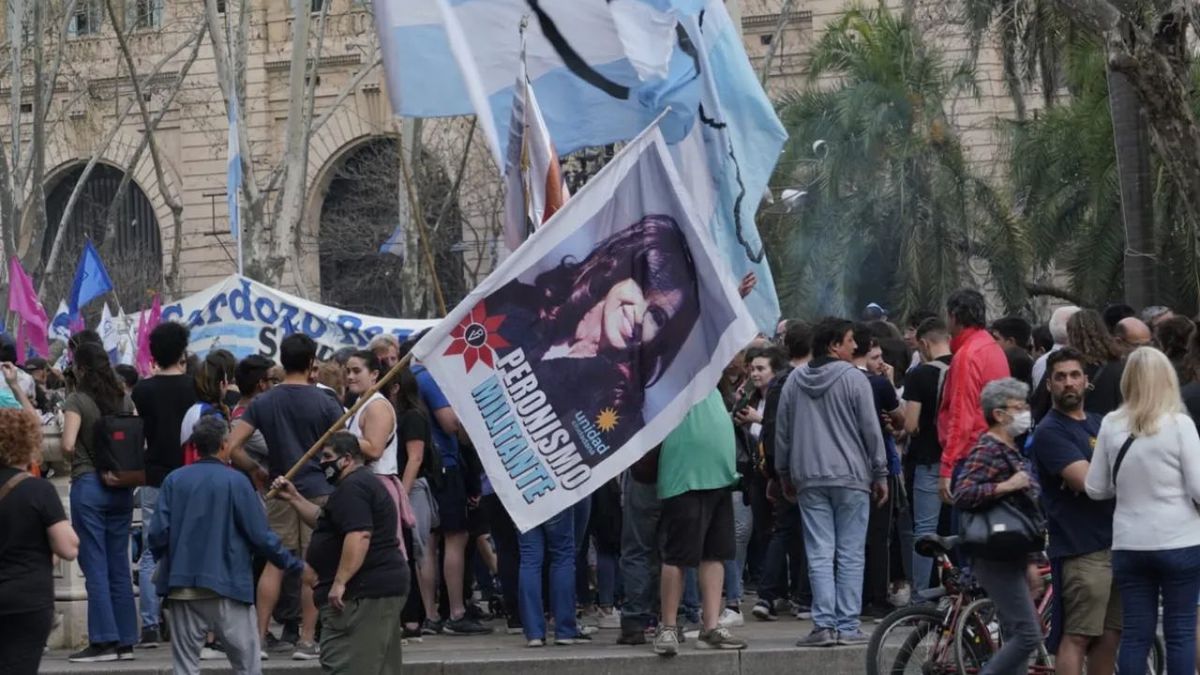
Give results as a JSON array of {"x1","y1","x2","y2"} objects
[
  {"x1": 136, "y1": 294, "x2": 162, "y2": 376},
  {"x1": 6, "y1": 256, "x2": 50, "y2": 360}
]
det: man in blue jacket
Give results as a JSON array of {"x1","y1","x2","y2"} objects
[{"x1": 149, "y1": 415, "x2": 306, "y2": 675}]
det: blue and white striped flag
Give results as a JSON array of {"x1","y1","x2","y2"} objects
[
  {"x1": 373, "y1": 0, "x2": 786, "y2": 331},
  {"x1": 227, "y1": 90, "x2": 243, "y2": 241}
]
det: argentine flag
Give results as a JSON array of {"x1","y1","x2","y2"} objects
[
  {"x1": 227, "y1": 88, "x2": 243, "y2": 241},
  {"x1": 374, "y1": 0, "x2": 787, "y2": 331}
]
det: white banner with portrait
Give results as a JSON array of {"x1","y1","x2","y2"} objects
[{"x1": 412, "y1": 121, "x2": 757, "y2": 531}]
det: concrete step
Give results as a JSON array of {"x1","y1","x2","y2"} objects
[{"x1": 40, "y1": 617, "x2": 872, "y2": 674}]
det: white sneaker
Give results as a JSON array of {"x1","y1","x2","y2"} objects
[
  {"x1": 527, "y1": 638, "x2": 545, "y2": 648},
  {"x1": 718, "y1": 607, "x2": 745, "y2": 628},
  {"x1": 888, "y1": 583, "x2": 912, "y2": 608},
  {"x1": 579, "y1": 624, "x2": 599, "y2": 636},
  {"x1": 200, "y1": 647, "x2": 224, "y2": 661},
  {"x1": 597, "y1": 607, "x2": 621, "y2": 630}
]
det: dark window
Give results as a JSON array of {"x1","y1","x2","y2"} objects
[
  {"x1": 131, "y1": 0, "x2": 163, "y2": 29},
  {"x1": 760, "y1": 34, "x2": 773, "y2": 45},
  {"x1": 69, "y1": 1, "x2": 103, "y2": 37}
]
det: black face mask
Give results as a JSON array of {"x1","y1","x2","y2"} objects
[{"x1": 320, "y1": 457, "x2": 344, "y2": 486}]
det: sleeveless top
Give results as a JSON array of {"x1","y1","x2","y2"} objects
[{"x1": 349, "y1": 392, "x2": 398, "y2": 475}]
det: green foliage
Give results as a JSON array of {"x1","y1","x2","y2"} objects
[
  {"x1": 1007, "y1": 38, "x2": 1200, "y2": 313},
  {"x1": 1006, "y1": 38, "x2": 1123, "y2": 307},
  {"x1": 766, "y1": 4, "x2": 1028, "y2": 320}
]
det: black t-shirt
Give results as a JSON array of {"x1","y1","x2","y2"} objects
[
  {"x1": 305, "y1": 468, "x2": 407, "y2": 607},
  {"x1": 903, "y1": 356, "x2": 952, "y2": 466},
  {"x1": 397, "y1": 409, "x2": 434, "y2": 481},
  {"x1": 1083, "y1": 360, "x2": 1124, "y2": 417},
  {"x1": 1184, "y1": 382, "x2": 1200, "y2": 431},
  {"x1": 132, "y1": 374, "x2": 197, "y2": 487},
  {"x1": 1006, "y1": 347, "x2": 1034, "y2": 388},
  {"x1": 1030, "y1": 410, "x2": 1114, "y2": 559},
  {"x1": 0, "y1": 469, "x2": 68, "y2": 615}
]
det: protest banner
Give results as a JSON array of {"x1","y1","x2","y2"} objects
[
  {"x1": 150, "y1": 275, "x2": 438, "y2": 360},
  {"x1": 412, "y1": 120, "x2": 757, "y2": 531}
]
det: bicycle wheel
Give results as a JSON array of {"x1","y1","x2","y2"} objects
[
  {"x1": 956, "y1": 598, "x2": 1001, "y2": 672},
  {"x1": 956, "y1": 597, "x2": 1053, "y2": 672},
  {"x1": 866, "y1": 605, "x2": 955, "y2": 675}
]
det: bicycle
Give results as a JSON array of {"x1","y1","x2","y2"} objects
[{"x1": 867, "y1": 534, "x2": 1164, "y2": 674}]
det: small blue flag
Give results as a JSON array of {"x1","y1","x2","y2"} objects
[
  {"x1": 228, "y1": 90, "x2": 243, "y2": 240},
  {"x1": 379, "y1": 223, "x2": 406, "y2": 262},
  {"x1": 68, "y1": 239, "x2": 114, "y2": 317}
]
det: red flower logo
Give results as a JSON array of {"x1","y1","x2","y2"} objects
[{"x1": 444, "y1": 301, "x2": 510, "y2": 372}]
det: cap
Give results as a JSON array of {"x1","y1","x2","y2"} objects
[
  {"x1": 863, "y1": 303, "x2": 888, "y2": 321},
  {"x1": 23, "y1": 357, "x2": 49, "y2": 372}
]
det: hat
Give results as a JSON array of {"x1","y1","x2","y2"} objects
[
  {"x1": 23, "y1": 357, "x2": 48, "y2": 372},
  {"x1": 862, "y1": 303, "x2": 889, "y2": 321}
]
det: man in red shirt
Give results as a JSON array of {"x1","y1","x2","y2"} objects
[{"x1": 937, "y1": 289, "x2": 1011, "y2": 502}]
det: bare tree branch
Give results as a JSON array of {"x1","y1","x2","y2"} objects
[{"x1": 38, "y1": 21, "x2": 208, "y2": 295}]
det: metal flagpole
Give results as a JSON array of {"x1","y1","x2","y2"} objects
[{"x1": 236, "y1": 190, "x2": 244, "y2": 276}]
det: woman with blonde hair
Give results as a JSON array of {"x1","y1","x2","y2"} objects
[{"x1": 1086, "y1": 346, "x2": 1200, "y2": 674}]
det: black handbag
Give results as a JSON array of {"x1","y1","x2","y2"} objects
[{"x1": 959, "y1": 451, "x2": 1046, "y2": 561}]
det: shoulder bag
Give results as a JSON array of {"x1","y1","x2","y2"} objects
[{"x1": 959, "y1": 454, "x2": 1046, "y2": 560}]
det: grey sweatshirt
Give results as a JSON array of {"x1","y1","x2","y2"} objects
[{"x1": 775, "y1": 358, "x2": 888, "y2": 492}]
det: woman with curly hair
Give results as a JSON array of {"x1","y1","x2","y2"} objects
[
  {"x1": 0, "y1": 405, "x2": 80, "y2": 674},
  {"x1": 62, "y1": 342, "x2": 138, "y2": 662},
  {"x1": 1066, "y1": 309, "x2": 1127, "y2": 416}
]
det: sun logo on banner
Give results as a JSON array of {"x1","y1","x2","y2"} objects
[
  {"x1": 596, "y1": 408, "x2": 620, "y2": 433},
  {"x1": 444, "y1": 301, "x2": 510, "y2": 372}
]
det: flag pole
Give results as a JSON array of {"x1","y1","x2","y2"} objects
[
  {"x1": 519, "y1": 16, "x2": 533, "y2": 241},
  {"x1": 397, "y1": 125, "x2": 448, "y2": 316},
  {"x1": 236, "y1": 190, "x2": 244, "y2": 276}
]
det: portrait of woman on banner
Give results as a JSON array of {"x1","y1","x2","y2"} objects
[{"x1": 486, "y1": 214, "x2": 702, "y2": 461}]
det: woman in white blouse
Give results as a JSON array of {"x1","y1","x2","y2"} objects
[{"x1": 1085, "y1": 346, "x2": 1200, "y2": 674}]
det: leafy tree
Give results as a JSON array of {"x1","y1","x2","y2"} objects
[{"x1": 766, "y1": 5, "x2": 1028, "y2": 319}]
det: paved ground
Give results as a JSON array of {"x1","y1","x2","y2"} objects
[{"x1": 40, "y1": 614, "x2": 872, "y2": 674}]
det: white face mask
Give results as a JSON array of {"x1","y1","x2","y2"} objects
[{"x1": 1006, "y1": 410, "x2": 1033, "y2": 436}]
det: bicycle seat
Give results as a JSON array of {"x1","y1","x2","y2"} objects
[{"x1": 915, "y1": 534, "x2": 960, "y2": 557}]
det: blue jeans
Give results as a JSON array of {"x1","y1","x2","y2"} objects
[
  {"x1": 910, "y1": 464, "x2": 942, "y2": 592},
  {"x1": 138, "y1": 486, "x2": 161, "y2": 630},
  {"x1": 1113, "y1": 545, "x2": 1200, "y2": 675},
  {"x1": 798, "y1": 486, "x2": 870, "y2": 634},
  {"x1": 723, "y1": 491, "x2": 753, "y2": 605},
  {"x1": 70, "y1": 473, "x2": 138, "y2": 646},
  {"x1": 518, "y1": 510, "x2": 578, "y2": 641}
]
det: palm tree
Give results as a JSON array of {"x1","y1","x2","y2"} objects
[
  {"x1": 1008, "y1": 37, "x2": 1200, "y2": 314},
  {"x1": 766, "y1": 5, "x2": 1028, "y2": 319}
]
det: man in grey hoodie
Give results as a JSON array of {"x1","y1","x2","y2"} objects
[{"x1": 776, "y1": 317, "x2": 889, "y2": 648}]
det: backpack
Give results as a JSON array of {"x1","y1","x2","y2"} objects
[
  {"x1": 94, "y1": 412, "x2": 146, "y2": 488},
  {"x1": 927, "y1": 359, "x2": 950, "y2": 416}
]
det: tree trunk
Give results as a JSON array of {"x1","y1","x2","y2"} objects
[
  {"x1": 263, "y1": 0, "x2": 314, "y2": 288},
  {"x1": 1107, "y1": 66, "x2": 1157, "y2": 307}
]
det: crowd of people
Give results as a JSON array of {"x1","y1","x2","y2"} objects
[{"x1": 4, "y1": 291, "x2": 1200, "y2": 673}]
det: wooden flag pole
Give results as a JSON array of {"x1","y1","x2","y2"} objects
[{"x1": 265, "y1": 351, "x2": 415, "y2": 499}]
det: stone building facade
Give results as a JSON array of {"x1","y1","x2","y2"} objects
[{"x1": 1, "y1": 0, "x2": 1030, "y2": 314}]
